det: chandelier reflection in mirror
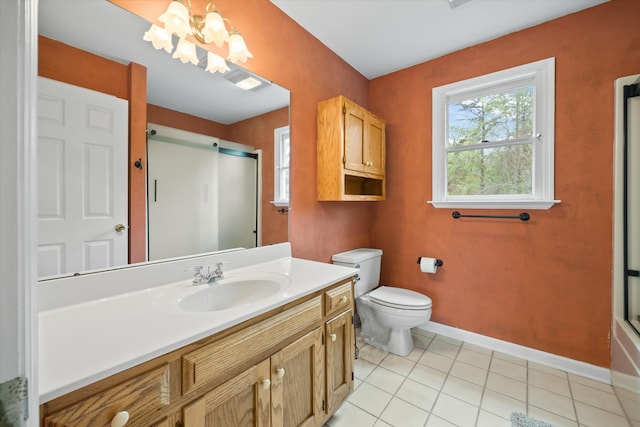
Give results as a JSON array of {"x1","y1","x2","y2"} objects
[{"x1": 143, "y1": 0, "x2": 253, "y2": 74}]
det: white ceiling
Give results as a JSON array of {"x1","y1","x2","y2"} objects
[
  {"x1": 270, "y1": 0, "x2": 608, "y2": 79},
  {"x1": 38, "y1": 0, "x2": 608, "y2": 123}
]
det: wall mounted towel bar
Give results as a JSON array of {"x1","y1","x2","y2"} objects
[{"x1": 452, "y1": 211, "x2": 530, "y2": 221}]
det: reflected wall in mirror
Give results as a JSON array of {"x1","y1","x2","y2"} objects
[{"x1": 37, "y1": 0, "x2": 290, "y2": 279}]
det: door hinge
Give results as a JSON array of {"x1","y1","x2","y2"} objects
[
  {"x1": 342, "y1": 155, "x2": 346, "y2": 164},
  {"x1": 322, "y1": 333, "x2": 325, "y2": 345},
  {"x1": 342, "y1": 105, "x2": 346, "y2": 114},
  {"x1": 351, "y1": 315, "x2": 354, "y2": 325},
  {"x1": 352, "y1": 372, "x2": 354, "y2": 381},
  {"x1": 322, "y1": 399, "x2": 326, "y2": 411}
]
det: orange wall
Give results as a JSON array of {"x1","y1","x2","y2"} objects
[
  {"x1": 228, "y1": 108, "x2": 290, "y2": 246},
  {"x1": 111, "y1": 0, "x2": 375, "y2": 262},
  {"x1": 81, "y1": 0, "x2": 638, "y2": 367},
  {"x1": 369, "y1": 0, "x2": 640, "y2": 367},
  {"x1": 147, "y1": 104, "x2": 230, "y2": 139}
]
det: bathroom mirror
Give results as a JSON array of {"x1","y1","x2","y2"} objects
[{"x1": 37, "y1": 0, "x2": 290, "y2": 279}]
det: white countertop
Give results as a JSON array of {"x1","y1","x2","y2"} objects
[{"x1": 38, "y1": 246, "x2": 356, "y2": 403}]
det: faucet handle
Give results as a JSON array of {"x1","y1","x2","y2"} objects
[
  {"x1": 185, "y1": 266, "x2": 205, "y2": 283},
  {"x1": 213, "y1": 261, "x2": 227, "y2": 275}
]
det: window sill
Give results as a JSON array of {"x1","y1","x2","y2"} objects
[
  {"x1": 270, "y1": 201, "x2": 289, "y2": 207},
  {"x1": 428, "y1": 199, "x2": 561, "y2": 210}
]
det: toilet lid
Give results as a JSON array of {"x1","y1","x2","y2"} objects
[{"x1": 369, "y1": 286, "x2": 432, "y2": 310}]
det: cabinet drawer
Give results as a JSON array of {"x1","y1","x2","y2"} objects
[
  {"x1": 43, "y1": 364, "x2": 170, "y2": 427},
  {"x1": 325, "y1": 282, "x2": 353, "y2": 318},
  {"x1": 182, "y1": 296, "x2": 322, "y2": 394}
]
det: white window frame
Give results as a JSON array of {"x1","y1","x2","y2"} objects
[
  {"x1": 272, "y1": 125, "x2": 290, "y2": 207},
  {"x1": 429, "y1": 57, "x2": 560, "y2": 210}
]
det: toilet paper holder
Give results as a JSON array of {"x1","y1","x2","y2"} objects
[{"x1": 416, "y1": 257, "x2": 443, "y2": 267}]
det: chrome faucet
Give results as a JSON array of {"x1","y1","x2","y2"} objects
[
  {"x1": 187, "y1": 263, "x2": 225, "y2": 284},
  {"x1": 206, "y1": 262, "x2": 225, "y2": 283}
]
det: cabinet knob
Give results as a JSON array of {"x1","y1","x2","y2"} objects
[
  {"x1": 261, "y1": 378, "x2": 271, "y2": 390},
  {"x1": 111, "y1": 411, "x2": 129, "y2": 427},
  {"x1": 330, "y1": 333, "x2": 337, "y2": 342},
  {"x1": 340, "y1": 295, "x2": 348, "y2": 304},
  {"x1": 277, "y1": 367, "x2": 285, "y2": 379}
]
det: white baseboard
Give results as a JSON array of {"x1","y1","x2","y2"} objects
[
  {"x1": 612, "y1": 370, "x2": 640, "y2": 394},
  {"x1": 416, "y1": 321, "x2": 612, "y2": 385}
]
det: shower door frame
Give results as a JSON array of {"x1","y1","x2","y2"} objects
[{"x1": 623, "y1": 80, "x2": 640, "y2": 336}]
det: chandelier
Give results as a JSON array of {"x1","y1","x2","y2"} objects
[{"x1": 143, "y1": 0, "x2": 253, "y2": 74}]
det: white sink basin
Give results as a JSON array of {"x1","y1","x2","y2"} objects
[{"x1": 177, "y1": 272, "x2": 291, "y2": 312}]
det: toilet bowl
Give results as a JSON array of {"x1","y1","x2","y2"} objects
[{"x1": 332, "y1": 249, "x2": 432, "y2": 356}]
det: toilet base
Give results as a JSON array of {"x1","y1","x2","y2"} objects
[{"x1": 362, "y1": 327, "x2": 414, "y2": 357}]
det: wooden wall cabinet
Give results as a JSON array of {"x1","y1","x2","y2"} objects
[
  {"x1": 41, "y1": 279, "x2": 355, "y2": 427},
  {"x1": 317, "y1": 95, "x2": 386, "y2": 201}
]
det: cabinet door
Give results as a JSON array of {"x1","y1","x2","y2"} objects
[
  {"x1": 182, "y1": 359, "x2": 271, "y2": 427},
  {"x1": 325, "y1": 310, "x2": 354, "y2": 414},
  {"x1": 365, "y1": 115, "x2": 385, "y2": 176},
  {"x1": 271, "y1": 327, "x2": 325, "y2": 427},
  {"x1": 343, "y1": 102, "x2": 368, "y2": 174}
]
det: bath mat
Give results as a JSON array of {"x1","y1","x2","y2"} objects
[{"x1": 511, "y1": 412, "x2": 555, "y2": 427}]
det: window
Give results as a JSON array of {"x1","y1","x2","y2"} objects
[
  {"x1": 273, "y1": 126, "x2": 290, "y2": 206},
  {"x1": 430, "y1": 57, "x2": 559, "y2": 209}
]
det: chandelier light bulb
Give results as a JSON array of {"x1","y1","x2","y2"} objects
[
  {"x1": 227, "y1": 30, "x2": 253, "y2": 63},
  {"x1": 202, "y1": 10, "x2": 228, "y2": 47},
  {"x1": 205, "y1": 52, "x2": 230, "y2": 74},
  {"x1": 143, "y1": 24, "x2": 173, "y2": 53},
  {"x1": 159, "y1": 1, "x2": 191, "y2": 39},
  {"x1": 146, "y1": 1, "x2": 253, "y2": 73},
  {"x1": 173, "y1": 38, "x2": 199, "y2": 65}
]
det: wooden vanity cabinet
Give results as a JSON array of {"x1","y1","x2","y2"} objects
[
  {"x1": 323, "y1": 282, "x2": 354, "y2": 416},
  {"x1": 40, "y1": 278, "x2": 355, "y2": 427},
  {"x1": 271, "y1": 327, "x2": 325, "y2": 427},
  {"x1": 182, "y1": 358, "x2": 271, "y2": 427},
  {"x1": 317, "y1": 95, "x2": 386, "y2": 201}
]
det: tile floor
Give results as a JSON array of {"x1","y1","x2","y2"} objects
[{"x1": 324, "y1": 329, "x2": 640, "y2": 427}]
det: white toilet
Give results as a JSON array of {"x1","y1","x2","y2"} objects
[{"x1": 332, "y1": 248, "x2": 432, "y2": 356}]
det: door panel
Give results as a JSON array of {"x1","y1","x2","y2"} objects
[
  {"x1": 37, "y1": 77, "x2": 128, "y2": 277},
  {"x1": 343, "y1": 104, "x2": 366, "y2": 173},
  {"x1": 271, "y1": 328, "x2": 324, "y2": 427},
  {"x1": 326, "y1": 310, "x2": 354, "y2": 414},
  {"x1": 366, "y1": 116, "x2": 385, "y2": 175},
  {"x1": 182, "y1": 359, "x2": 270, "y2": 427}
]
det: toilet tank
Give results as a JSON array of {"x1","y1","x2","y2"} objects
[{"x1": 332, "y1": 248, "x2": 382, "y2": 297}]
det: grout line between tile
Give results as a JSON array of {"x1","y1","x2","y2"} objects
[{"x1": 345, "y1": 331, "x2": 636, "y2": 427}]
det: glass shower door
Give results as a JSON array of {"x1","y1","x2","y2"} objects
[{"x1": 625, "y1": 82, "x2": 640, "y2": 334}]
